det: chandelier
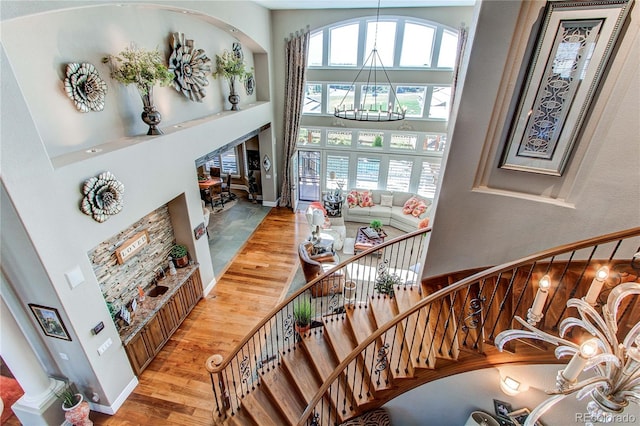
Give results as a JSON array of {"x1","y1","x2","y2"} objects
[
  {"x1": 333, "y1": 0, "x2": 406, "y2": 122},
  {"x1": 495, "y1": 255, "x2": 640, "y2": 426}
]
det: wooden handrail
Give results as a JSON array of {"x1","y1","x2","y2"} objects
[
  {"x1": 205, "y1": 226, "x2": 431, "y2": 375},
  {"x1": 297, "y1": 226, "x2": 640, "y2": 424}
]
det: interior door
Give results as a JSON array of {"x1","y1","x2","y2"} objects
[
  {"x1": 298, "y1": 151, "x2": 321, "y2": 202},
  {"x1": 290, "y1": 150, "x2": 299, "y2": 211}
]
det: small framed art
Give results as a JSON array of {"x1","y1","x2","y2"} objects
[{"x1": 29, "y1": 304, "x2": 72, "y2": 341}]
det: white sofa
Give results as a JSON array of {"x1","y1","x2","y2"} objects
[{"x1": 342, "y1": 189, "x2": 432, "y2": 232}]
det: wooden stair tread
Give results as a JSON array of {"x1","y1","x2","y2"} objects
[
  {"x1": 426, "y1": 298, "x2": 460, "y2": 361},
  {"x1": 261, "y1": 367, "x2": 306, "y2": 425},
  {"x1": 219, "y1": 407, "x2": 257, "y2": 426},
  {"x1": 240, "y1": 386, "x2": 288, "y2": 426},
  {"x1": 281, "y1": 347, "x2": 322, "y2": 402},
  {"x1": 394, "y1": 289, "x2": 436, "y2": 369},
  {"x1": 369, "y1": 296, "x2": 415, "y2": 378},
  {"x1": 300, "y1": 332, "x2": 338, "y2": 381}
]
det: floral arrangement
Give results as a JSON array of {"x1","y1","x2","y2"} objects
[
  {"x1": 213, "y1": 49, "x2": 251, "y2": 83},
  {"x1": 103, "y1": 45, "x2": 174, "y2": 95}
]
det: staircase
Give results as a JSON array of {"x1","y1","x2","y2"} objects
[{"x1": 206, "y1": 227, "x2": 640, "y2": 425}]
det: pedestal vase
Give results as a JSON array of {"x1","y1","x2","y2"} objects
[
  {"x1": 63, "y1": 394, "x2": 93, "y2": 426},
  {"x1": 228, "y1": 78, "x2": 240, "y2": 111},
  {"x1": 140, "y1": 86, "x2": 163, "y2": 135}
]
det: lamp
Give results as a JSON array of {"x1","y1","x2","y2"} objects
[
  {"x1": 306, "y1": 207, "x2": 325, "y2": 242},
  {"x1": 333, "y1": 0, "x2": 406, "y2": 122},
  {"x1": 495, "y1": 263, "x2": 640, "y2": 426}
]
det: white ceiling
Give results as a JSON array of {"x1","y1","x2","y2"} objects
[{"x1": 252, "y1": 0, "x2": 475, "y2": 10}]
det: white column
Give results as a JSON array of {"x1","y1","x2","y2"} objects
[{"x1": 0, "y1": 296, "x2": 65, "y2": 425}]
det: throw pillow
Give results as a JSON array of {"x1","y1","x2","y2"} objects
[
  {"x1": 402, "y1": 196, "x2": 419, "y2": 214},
  {"x1": 380, "y1": 194, "x2": 393, "y2": 207},
  {"x1": 358, "y1": 190, "x2": 374, "y2": 207},
  {"x1": 346, "y1": 190, "x2": 358, "y2": 208},
  {"x1": 418, "y1": 217, "x2": 430, "y2": 229},
  {"x1": 412, "y1": 201, "x2": 428, "y2": 217}
]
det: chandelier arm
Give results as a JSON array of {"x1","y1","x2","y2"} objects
[
  {"x1": 622, "y1": 321, "x2": 640, "y2": 349},
  {"x1": 523, "y1": 394, "x2": 567, "y2": 426},
  {"x1": 563, "y1": 298, "x2": 616, "y2": 350},
  {"x1": 605, "y1": 282, "x2": 640, "y2": 330},
  {"x1": 495, "y1": 316, "x2": 576, "y2": 351}
]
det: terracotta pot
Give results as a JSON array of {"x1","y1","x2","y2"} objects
[
  {"x1": 174, "y1": 255, "x2": 189, "y2": 268},
  {"x1": 295, "y1": 323, "x2": 311, "y2": 335},
  {"x1": 63, "y1": 394, "x2": 93, "y2": 426}
]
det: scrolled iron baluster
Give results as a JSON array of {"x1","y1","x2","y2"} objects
[
  {"x1": 461, "y1": 296, "x2": 485, "y2": 332},
  {"x1": 283, "y1": 312, "x2": 294, "y2": 343},
  {"x1": 374, "y1": 342, "x2": 390, "y2": 385}
]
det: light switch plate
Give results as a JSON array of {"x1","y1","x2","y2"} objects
[
  {"x1": 97, "y1": 337, "x2": 112, "y2": 355},
  {"x1": 65, "y1": 266, "x2": 85, "y2": 289}
]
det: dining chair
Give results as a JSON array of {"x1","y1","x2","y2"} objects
[
  {"x1": 221, "y1": 173, "x2": 237, "y2": 201},
  {"x1": 210, "y1": 167, "x2": 221, "y2": 178}
]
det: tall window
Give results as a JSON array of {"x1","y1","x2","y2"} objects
[
  {"x1": 401, "y1": 23, "x2": 435, "y2": 67},
  {"x1": 329, "y1": 23, "x2": 359, "y2": 66},
  {"x1": 206, "y1": 148, "x2": 238, "y2": 175},
  {"x1": 356, "y1": 157, "x2": 380, "y2": 189},
  {"x1": 326, "y1": 155, "x2": 349, "y2": 189},
  {"x1": 387, "y1": 159, "x2": 413, "y2": 192}
]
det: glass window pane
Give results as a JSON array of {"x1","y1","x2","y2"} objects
[
  {"x1": 387, "y1": 159, "x2": 413, "y2": 192},
  {"x1": 328, "y1": 84, "x2": 355, "y2": 114},
  {"x1": 308, "y1": 31, "x2": 323, "y2": 66},
  {"x1": 327, "y1": 130, "x2": 352, "y2": 146},
  {"x1": 361, "y1": 85, "x2": 390, "y2": 113},
  {"x1": 303, "y1": 83, "x2": 323, "y2": 114},
  {"x1": 390, "y1": 134, "x2": 417, "y2": 150},
  {"x1": 326, "y1": 155, "x2": 349, "y2": 190},
  {"x1": 358, "y1": 131, "x2": 384, "y2": 149},
  {"x1": 417, "y1": 159, "x2": 441, "y2": 199},
  {"x1": 437, "y1": 29, "x2": 458, "y2": 68},
  {"x1": 429, "y1": 86, "x2": 451, "y2": 119},
  {"x1": 422, "y1": 134, "x2": 447, "y2": 152},
  {"x1": 365, "y1": 21, "x2": 396, "y2": 66},
  {"x1": 298, "y1": 128, "x2": 321, "y2": 145},
  {"x1": 220, "y1": 149, "x2": 237, "y2": 174},
  {"x1": 356, "y1": 157, "x2": 380, "y2": 190},
  {"x1": 396, "y1": 86, "x2": 426, "y2": 117},
  {"x1": 400, "y1": 23, "x2": 434, "y2": 67},
  {"x1": 330, "y1": 23, "x2": 359, "y2": 66}
]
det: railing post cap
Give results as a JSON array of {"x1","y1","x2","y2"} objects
[{"x1": 206, "y1": 354, "x2": 224, "y2": 371}]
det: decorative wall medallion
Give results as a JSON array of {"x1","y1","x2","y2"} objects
[
  {"x1": 262, "y1": 154, "x2": 271, "y2": 172},
  {"x1": 80, "y1": 171, "x2": 125, "y2": 223},
  {"x1": 64, "y1": 63, "x2": 107, "y2": 112},
  {"x1": 245, "y1": 73, "x2": 255, "y2": 95},
  {"x1": 168, "y1": 32, "x2": 212, "y2": 102}
]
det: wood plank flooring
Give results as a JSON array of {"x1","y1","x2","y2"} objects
[{"x1": 88, "y1": 207, "x2": 307, "y2": 425}]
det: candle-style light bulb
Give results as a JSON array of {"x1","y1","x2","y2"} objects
[
  {"x1": 527, "y1": 275, "x2": 551, "y2": 324},
  {"x1": 584, "y1": 266, "x2": 609, "y2": 305},
  {"x1": 562, "y1": 339, "x2": 598, "y2": 382}
]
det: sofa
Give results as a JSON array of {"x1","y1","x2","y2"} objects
[{"x1": 342, "y1": 189, "x2": 432, "y2": 232}]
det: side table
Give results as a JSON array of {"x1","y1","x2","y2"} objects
[{"x1": 323, "y1": 194, "x2": 344, "y2": 217}]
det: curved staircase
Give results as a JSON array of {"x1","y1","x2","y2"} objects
[{"x1": 206, "y1": 227, "x2": 640, "y2": 425}]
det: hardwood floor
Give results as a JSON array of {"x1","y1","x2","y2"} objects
[{"x1": 89, "y1": 207, "x2": 307, "y2": 425}]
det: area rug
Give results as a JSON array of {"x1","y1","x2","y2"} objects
[
  {"x1": 1, "y1": 374, "x2": 23, "y2": 423},
  {"x1": 211, "y1": 198, "x2": 237, "y2": 214}
]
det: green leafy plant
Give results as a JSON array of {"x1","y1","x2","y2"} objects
[
  {"x1": 56, "y1": 388, "x2": 80, "y2": 409},
  {"x1": 374, "y1": 270, "x2": 401, "y2": 297},
  {"x1": 293, "y1": 300, "x2": 314, "y2": 327},
  {"x1": 373, "y1": 135, "x2": 383, "y2": 147},
  {"x1": 170, "y1": 244, "x2": 188, "y2": 259},
  {"x1": 213, "y1": 49, "x2": 251, "y2": 82},
  {"x1": 103, "y1": 45, "x2": 174, "y2": 95},
  {"x1": 370, "y1": 220, "x2": 383, "y2": 231}
]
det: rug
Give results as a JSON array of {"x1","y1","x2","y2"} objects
[
  {"x1": 286, "y1": 222, "x2": 405, "y2": 298},
  {"x1": 211, "y1": 199, "x2": 237, "y2": 214},
  {"x1": 1, "y1": 375, "x2": 23, "y2": 423}
]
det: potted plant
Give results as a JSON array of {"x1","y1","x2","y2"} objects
[
  {"x1": 369, "y1": 219, "x2": 383, "y2": 233},
  {"x1": 170, "y1": 244, "x2": 189, "y2": 268},
  {"x1": 58, "y1": 388, "x2": 92, "y2": 425},
  {"x1": 374, "y1": 270, "x2": 401, "y2": 297},
  {"x1": 213, "y1": 49, "x2": 252, "y2": 111},
  {"x1": 293, "y1": 300, "x2": 314, "y2": 335},
  {"x1": 103, "y1": 45, "x2": 174, "y2": 135}
]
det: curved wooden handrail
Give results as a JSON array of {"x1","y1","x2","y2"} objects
[
  {"x1": 297, "y1": 226, "x2": 640, "y2": 424},
  {"x1": 205, "y1": 226, "x2": 431, "y2": 374}
]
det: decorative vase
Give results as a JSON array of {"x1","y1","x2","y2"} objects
[
  {"x1": 63, "y1": 394, "x2": 93, "y2": 426},
  {"x1": 295, "y1": 323, "x2": 311, "y2": 336},
  {"x1": 140, "y1": 86, "x2": 163, "y2": 135},
  {"x1": 228, "y1": 78, "x2": 240, "y2": 111}
]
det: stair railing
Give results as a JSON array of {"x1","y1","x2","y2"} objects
[
  {"x1": 205, "y1": 226, "x2": 430, "y2": 419},
  {"x1": 298, "y1": 227, "x2": 640, "y2": 425}
]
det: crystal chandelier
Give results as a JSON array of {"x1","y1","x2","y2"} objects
[
  {"x1": 333, "y1": 0, "x2": 406, "y2": 122},
  {"x1": 495, "y1": 257, "x2": 640, "y2": 426}
]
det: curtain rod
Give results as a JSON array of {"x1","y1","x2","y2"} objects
[{"x1": 285, "y1": 25, "x2": 310, "y2": 42}]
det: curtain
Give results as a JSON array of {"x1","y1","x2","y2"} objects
[
  {"x1": 279, "y1": 28, "x2": 310, "y2": 208},
  {"x1": 450, "y1": 24, "x2": 468, "y2": 108}
]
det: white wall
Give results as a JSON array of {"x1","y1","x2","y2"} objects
[
  {"x1": 384, "y1": 364, "x2": 640, "y2": 426},
  {"x1": 424, "y1": 0, "x2": 640, "y2": 277},
  {"x1": 0, "y1": 0, "x2": 274, "y2": 411}
]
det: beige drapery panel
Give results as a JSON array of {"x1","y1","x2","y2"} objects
[
  {"x1": 279, "y1": 28, "x2": 310, "y2": 208},
  {"x1": 450, "y1": 23, "x2": 468, "y2": 109}
]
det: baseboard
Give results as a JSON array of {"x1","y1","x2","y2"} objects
[
  {"x1": 262, "y1": 200, "x2": 278, "y2": 207},
  {"x1": 88, "y1": 376, "x2": 138, "y2": 415},
  {"x1": 202, "y1": 276, "x2": 217, "y2": 297}
]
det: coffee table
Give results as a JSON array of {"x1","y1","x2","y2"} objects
[{"x1": 354, "y1": 226, "x2": 387, "y2": 256}]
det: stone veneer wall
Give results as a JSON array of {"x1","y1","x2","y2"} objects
[{"x1": 88, "y1": 204, "x2": 176, "y2": 311}]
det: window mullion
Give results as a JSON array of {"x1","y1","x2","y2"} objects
[
  {"x1": 432, "y1": 27, "x2": 444, "y2": 68},
  {"x1": 424, "y1": 85, "x2": 434, "y2": 119},
  {"x1": 394, "y1": 20, "x2": 405, "y2": 68}
]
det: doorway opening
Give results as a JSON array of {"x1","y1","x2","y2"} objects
[{"x1": 298, "y1": 151, "x2": 320, "y2": 202}]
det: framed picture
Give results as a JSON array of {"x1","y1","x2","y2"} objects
[
  {"x1": 247, "y1": 150, "x2": 260, "y2": 171},
  {"x1": 194, "y1": 222, "x2": 206, "y2": 240},
  {"x1": 500, "y1": 0, "x2": 633, "y2": 176},
  {"x1": 508, "y1": 408, "x2": 533, "y2": 426},
  {"x1": 29, "y1": 304, "x2": 72, "y2": 341},
  {"x1": 494, "y1": 399, "x2": 514, "y2": 420}
]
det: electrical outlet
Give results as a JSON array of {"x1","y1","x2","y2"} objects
[
  {"x1": 97, "y1": 337, "x2": 112, "y2": 355},
  {"x1": 59, "y1": 352, "x2": 69, "y2": 360}
]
